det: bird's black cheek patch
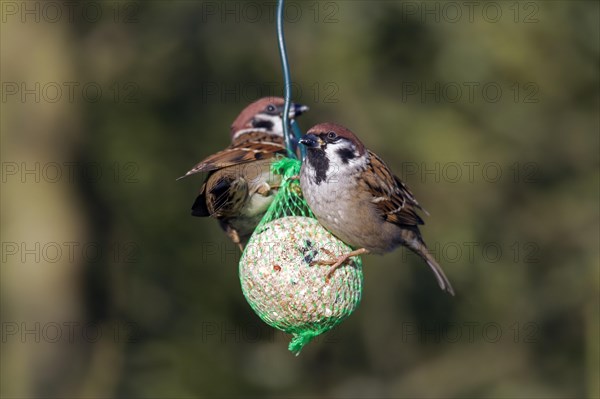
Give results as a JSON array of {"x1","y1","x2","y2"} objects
[
  {"x1": 252, "y1": 119, "x2": 274, "y2": 130},
  {"x1": 336, "y1": 148, "x2": 356, "y2": 164}
]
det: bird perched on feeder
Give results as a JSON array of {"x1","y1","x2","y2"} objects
[
  {"x1": 299, "y1": 123, "x2": 454, "y2": 295},
  {"x1": 179, "y1": 97, "x2": 309, "y2": 249}
]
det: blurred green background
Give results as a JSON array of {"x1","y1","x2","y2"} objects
[{"x1": 1, "y1": 1, "x2": 598, "y2": 398}]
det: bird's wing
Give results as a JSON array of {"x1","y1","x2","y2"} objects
[
  {"x1": 177, "y1": 140, "x2": 285, "y2": 180},
  {"x1": 191, "y1": 168, "x2": 251, "y2": 218},
  {"x1": 361, "y1": 150, "x2": 425, "y2": 227},
  {"x1": 191, "y1": 182, "x2": 210, "y2": 217}
]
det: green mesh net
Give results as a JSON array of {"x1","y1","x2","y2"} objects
[{"x1": 239, "y1": 158, "x2": 363, "y2": 354}]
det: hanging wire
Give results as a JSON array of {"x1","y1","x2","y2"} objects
[
  {"x1": 292, "y1": 120, "x2": 306, "y2": 159},
  {"x1": 276, "y1": 0, "x2": 305, "y2": 159}
]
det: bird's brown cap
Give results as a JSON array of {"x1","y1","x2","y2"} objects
[{"x1": 306, "y1": 122, "x2": 366, "y2": 155}]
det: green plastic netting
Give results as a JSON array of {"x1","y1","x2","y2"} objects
[{"x1": 239, "y1": 157, "x2": 363, "y2": 354}]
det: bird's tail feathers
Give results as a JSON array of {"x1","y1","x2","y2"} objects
[{"x1": 410, "y1": 240, "x2": 455, "y2": 296}]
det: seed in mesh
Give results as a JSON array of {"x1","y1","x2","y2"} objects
[{"x1": 239, "y1": 216, "x2": 363, "y2": 332}]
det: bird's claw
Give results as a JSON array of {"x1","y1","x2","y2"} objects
[
  {"x1": 309, "y1": 258, "x2": 338, "y2": 267},
  {"x1": 310, "y1": 255, "x2": 352, "y2": 283},
  {"x1": 311, "y1": 248, "x2": 370, "y2": 281},
  {"x1": 255, "y1": 182, "x2": 272, "y2": 196}
]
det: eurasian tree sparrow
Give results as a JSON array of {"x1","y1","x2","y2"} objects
[
  {"x1": 299, "y1": 123, "x2": 454, "y2": 295},
  {"x1": 179, "y1": 97, "x2": 308, "y2": 249}
]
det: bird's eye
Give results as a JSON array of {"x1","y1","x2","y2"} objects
[
  {"x1": 266, "y1": 104, "x2": 276, "y2": 113},
  {"x1": 327, "y1": 131, "x2": 337, "y2": 140}
]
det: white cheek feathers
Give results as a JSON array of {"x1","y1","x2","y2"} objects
[
  {"x1": 324, "y1": 142, "x2": 367, "y2": 174},
  {"x1": 256, "y1": 114, "x2": 285, "y2": 136}
]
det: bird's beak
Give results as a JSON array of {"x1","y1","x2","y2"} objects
[
  {"x1": 299, "y1": 133, "x2": 322, "y2": 148},
  {"x1": 293, "y1": 103, "x2": 309, "y2": 117},
  {"x1": 281, "y1": 103, "x2": 309, "y2": 118}
]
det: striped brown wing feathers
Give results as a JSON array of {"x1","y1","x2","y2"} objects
[
  {"x1": 232, "y1": 131, "x2": 285, "y2": 146},
  {"x1": 191, "y1": 173, "x2": 250, "y2": 218},
  {"x1": 364, "y1": 151, "x2": 425, "y2": 227},
  {"x1": 177, "y1": 139, "x2": 285, "y2": 180}
]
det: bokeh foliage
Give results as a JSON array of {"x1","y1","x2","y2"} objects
[{"x1": 1, "y1": 1, "x2": 598, "y2": 398}]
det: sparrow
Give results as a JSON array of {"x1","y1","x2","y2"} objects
[
  {"x1": 299, "y1": 123, "x2": 454, "y2": 295},
  {"x1": 179, "y1": 97, "x2": 309, "y2": 249}
]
